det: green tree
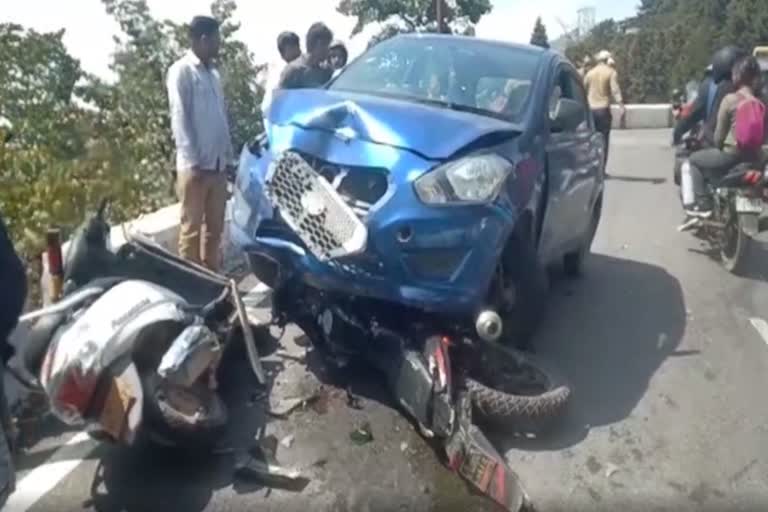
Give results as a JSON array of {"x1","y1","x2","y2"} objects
[
  {"x1": 0, "y1": 24, "x2": 85, "y2": 156},
  {"x1": 338, "y1": 0, "x2": 492, "y2": 46},
  {"x1": 530, "y1": 17, "x2": 550, "y2": 49},
  {"x1": 0, "y1": 0, "x2": 265, "y2": 266},
  {"x1": 722, "y1": 0, "x2": 768, "y2": 50}
]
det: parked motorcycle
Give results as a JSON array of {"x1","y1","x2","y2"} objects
[
  {"x1": 679, "y1": 161, "x2": 768, "y2": 274},
  {"x1": 14, "y1": 201, "x2": 264, "y2": 448}
]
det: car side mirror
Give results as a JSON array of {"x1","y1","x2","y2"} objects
[{"x1": 550, "y1": 98, "x2": 586, "y2": 133}]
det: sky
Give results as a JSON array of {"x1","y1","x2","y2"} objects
[{"x1": 1, "y1": 0, "x2": 639, "y2": 80}]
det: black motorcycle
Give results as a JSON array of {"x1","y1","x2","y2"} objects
[{"x1": 680, "y1": 161, "x2": 768, "y2": 274}]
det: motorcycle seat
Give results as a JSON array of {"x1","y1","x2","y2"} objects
[{"x1": 718, "y1": 162, "x2": 763, "y2": 188}]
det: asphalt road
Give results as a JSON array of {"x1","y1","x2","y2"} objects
[{"x1": 8, "y1": 129, "x2": 768, "y2": 512}]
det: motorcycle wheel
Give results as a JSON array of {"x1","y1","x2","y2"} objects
[
  {"x1": 720, "y1": 213, "x2": 752, "y2": 275},
  {"x1": 141, "y1": 374, "x2": 228, "y2": 451},
  {"x1": 465, "y1": 341, "x2": 571, "y2": 429}
]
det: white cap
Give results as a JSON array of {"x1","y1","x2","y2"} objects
[{"x1": 596, "y1": 50, "x2": 612, "y2": 62}]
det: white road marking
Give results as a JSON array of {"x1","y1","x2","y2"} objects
[
  {"x1": 6, "y1": 431, "x2": 95, "y2": 512},
  {"x1": 749, "y1": 317, "x2": 768, "y2": 345}
]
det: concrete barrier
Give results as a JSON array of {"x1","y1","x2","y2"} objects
[{"x1": 612, "y1": 104, "x2": 674, "y2": 130}]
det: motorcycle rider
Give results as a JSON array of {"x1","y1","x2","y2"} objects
[
  {"x1": 0, "y1": 213, "x2": 26, "y2": 506},
  {"x1": 685, "y1": 55, "x2": 764, "y2": 216},
  {"x1": 674, "y1": 47, "x2": 746, "y2": 148},
  {"x1": 676, "y1": 46, "x2": 747, "y2": 215}
]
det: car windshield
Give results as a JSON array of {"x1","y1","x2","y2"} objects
[{"x1": 329, "y1": 36, "x2": 543, "y2": 122}]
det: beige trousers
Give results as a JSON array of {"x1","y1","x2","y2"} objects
[{"x1": 176, "y1": 170, "x2": 228, "y2": 271}]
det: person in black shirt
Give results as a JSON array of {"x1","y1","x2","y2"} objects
[
  {"x1": 673, "y1": 47, "x2": 746, "y2": 147},
  {"x1": 278, "y1": 22, "x2": 334, "y2": 90}
]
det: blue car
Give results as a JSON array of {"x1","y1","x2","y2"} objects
[{"x1": 232, "y1": 34, "x2": 604, "y2": 347}]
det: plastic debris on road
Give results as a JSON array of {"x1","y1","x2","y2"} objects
[
  {"x1": 349, "y1": 422, "x2": 374, "y2": 445},
  {"x1": 234, "y1": 437, "x2": 310, "y2": 492}
]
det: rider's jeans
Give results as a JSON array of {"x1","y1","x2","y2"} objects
[{"x1": 687, "y1": 148, "x2": 743, "y2": 206}]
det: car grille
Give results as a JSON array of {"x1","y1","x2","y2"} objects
[
  {"x1": 265, "y1": 151, "x2": 367, "y2": 261},
  {"x1": 295, "y1": 151, "x2": 390, "y2": 220}
]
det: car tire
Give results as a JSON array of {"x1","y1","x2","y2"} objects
[
  {"x1": 499, "y1": 232, "x2": 548, "y2": 350},
  {"x1": 564, "y1": 197, "x2": 602, "y2": 278}
]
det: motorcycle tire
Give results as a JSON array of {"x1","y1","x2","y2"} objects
[
  {"x1": 720, "y1": 213, "x2": 754, "y2": 275},
  {"x1": 465, "y1": 343, "x2": 571, "y2": 429},
  {"x1": 140, "y1": 373, "x2": 228, "y2": 452}
]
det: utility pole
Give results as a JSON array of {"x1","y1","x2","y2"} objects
[{"x1": 436, "y1": 0, "x2": 447, "y2": 33}]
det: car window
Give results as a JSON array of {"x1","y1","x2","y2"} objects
[
  {"x1": 548, "y1": 68, "x2": 589, "y2": 132},
  {"x1": 331, "y1": 37, "x2": 542, "y2": 122}
]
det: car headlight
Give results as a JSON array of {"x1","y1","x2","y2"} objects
[{"x1": 414, "y1": 154, "x2": 513, "y2": 205}]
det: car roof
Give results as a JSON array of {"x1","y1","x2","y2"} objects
[{"x1": 395, "y1": 33, "x2": 551, "y2": 57}]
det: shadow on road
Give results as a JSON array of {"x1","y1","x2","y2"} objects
[
  {"x1": 606, "y1": 175, "x2": 667, "y2": 185},
  {"x1": 498, "y1": 253, "x2": 687, "y2": 451},
  {"x1": 688, "y1": 238, "x2": 768, "y2": 283},
  {"x1": 85, "y1": 341, "x2": 278, "y2": 512}
]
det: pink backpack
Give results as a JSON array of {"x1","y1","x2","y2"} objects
[{"x1": 734, "y1": 93, "x2": 766, "y2": 151}]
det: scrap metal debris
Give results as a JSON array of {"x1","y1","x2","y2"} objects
[
  {"x1": 234, "y1": 436, "x2": 310, "y2": 492},
  {"x1": 234, "y1": 456, "x2": 310, "y2": 491}
]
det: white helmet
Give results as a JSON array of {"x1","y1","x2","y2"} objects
[{"x1": 596, "y1": 50, "x2": 612, "y2": 62}]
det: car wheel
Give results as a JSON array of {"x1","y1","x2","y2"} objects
[
  {"x1": 497, "y1": 232, "x2": 549, "y2": 350},
  {"x1": 564, "y1": 197, "x2": 602, "y2": 278}
]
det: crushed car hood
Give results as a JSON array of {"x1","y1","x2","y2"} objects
[{"x1": 267, "y1": 89, "x2": 522, "y2": 160}]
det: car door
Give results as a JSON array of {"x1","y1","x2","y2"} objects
[{"x1": 538, "y1": 65, "x2": 603, "y2": 264}]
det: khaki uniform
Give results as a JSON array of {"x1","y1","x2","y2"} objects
[
  {"x1": 583, "y1": 63, "x2": 623, "y2": 109},
  {"x1": 584, "y1": 62, "x2": 624, "y2": 165}
]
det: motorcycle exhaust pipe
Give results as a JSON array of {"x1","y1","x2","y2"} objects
[{"x1": 475, "y1": 310, "x2": 503, "y2": 343}]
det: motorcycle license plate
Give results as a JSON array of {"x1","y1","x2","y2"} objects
[{"x1": 735, "y1": 196, "x2": 764, "y2": 213}]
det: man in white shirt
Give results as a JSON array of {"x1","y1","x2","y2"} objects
[
  {"x1": 167, "y1": 16, "x2": 234, "y2": 271},
  {"x1": 260, "y1": 31, "x2": 301, "y2": 115}
]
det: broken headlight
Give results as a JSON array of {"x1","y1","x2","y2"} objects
[{"x1": 414, "y1": 154, "x2": 513, "y2": 205}]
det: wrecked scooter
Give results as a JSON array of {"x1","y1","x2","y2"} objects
[{"x1": 13, "y1": 200, "x2": 264, "y2": 448}]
